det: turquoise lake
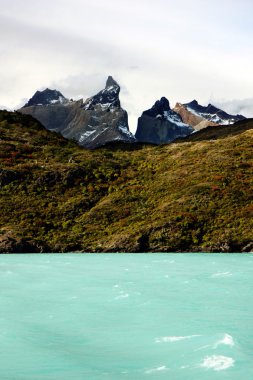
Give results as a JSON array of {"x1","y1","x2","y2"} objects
[{"x1": 0, "y1": 253, "x2": 252, "y2": 379}]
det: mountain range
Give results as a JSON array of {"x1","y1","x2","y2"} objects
[
  {"x1": 20, "y1": 76, "x2": 135, "y2": 149},
  {"x1": 19, "y1": 76, "x2": 246, "y2": 148}
]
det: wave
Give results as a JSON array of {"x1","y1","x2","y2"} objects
[
  {"x1": 200, "y1": 355, "x2": 234, "y2": 371},
  {"x1": 214, "y1": 333, "x2": 235, "y2": 348}
]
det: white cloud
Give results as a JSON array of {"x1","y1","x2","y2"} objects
[{"x1": 213, "y1": 98, "x2": 253, "y2": 118}]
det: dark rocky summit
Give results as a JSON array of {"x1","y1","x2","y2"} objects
[
  {"x1": 20, "y1": 77, "x2": 135, "y2": 149},
  {"x1": 24, "y1": 88, "x2": 67, "y2": 107},
  {"x1": 135, "y1": 97, "x2": 194, "y2": 144}
]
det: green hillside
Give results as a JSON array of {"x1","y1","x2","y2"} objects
[{"x1": 0, "y1": 110, "x2": 252, "y2": 253}]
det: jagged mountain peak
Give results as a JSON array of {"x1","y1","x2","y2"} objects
[
  {"x1": 185, "y1": 100, "x2": 218, "y2": 114},
  {"x1": 188, "y1": 99, "x2": 199, "y2": 106},
  {"x1": 155, "y1": 97, "x2": 171, "y2": 110},
  {"x1": 143, "y1": 97, "x2": 171, "y2": 118},
  {"x1": 83, "y1": 76, "x2": 121, "y2": 111},
  {"x1": 24, "y1": 88, "x2": 67, "y2": 107},
  {"x1": 106, "y1": 76, "x2": 119, "y2": 89}
]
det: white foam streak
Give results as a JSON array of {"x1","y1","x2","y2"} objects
[
  {"x1": 211, "y1": 271, "x2": 232, "y2": 278},
  {"x1": 145, "y1": 365, "x2": 168, "y2": 374},
  {"x1": 114, "y1": 293, "x2": 129, "y2": 300},
  {"x1": 194, "y1": 345, "x2": 211, "y2": 352},
  {"x1": 156, "y1": 335, "x2": 201, "y2": 343},
  {"x1": 200, "y1": 355, "x2": 234, "y2": 371}
]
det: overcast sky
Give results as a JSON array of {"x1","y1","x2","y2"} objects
[{"x1": 1, "y1": 0, "x2": 253, "y2": 132}]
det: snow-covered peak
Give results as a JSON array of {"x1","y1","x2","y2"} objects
[
  {"x1": 23, "y1": 88, "x2": 67, "y2": 107},
  {"x1": 184, "y1": 100, "x2": 245, "y2": 125},
  {"x1": 83, "y1": 76, "x2": 121, "y2": 111}
]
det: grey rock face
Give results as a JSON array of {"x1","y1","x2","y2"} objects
[
  {"x1": 135, "y1": 97, "x2": 193, "y2": 144},
  {"x1": 20, "y1": 77, "x2": 136, "y2": 149}
]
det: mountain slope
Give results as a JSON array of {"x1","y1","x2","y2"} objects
[
  {"x1": 0, "y1": 111, "x2": 252, "y2": 253},
  {"x1": 20, "y1": 76, "x2": 135, "y2": 148},
  {"x1": 135, "y1": 97, "x2": 193, "y2": 144},
  {"x1": 173, "y1": 102, "x2": 218, "y2": 130}
]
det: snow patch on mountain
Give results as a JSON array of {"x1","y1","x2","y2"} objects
[
  {"x1": 164, "y1": 110, "x2": 191, "y2": 128},
  {"x1": 118, "y1": 124, "x2": 134, "y2": 138},
  {"x1": 185, "y1": 100, "x2": 245, "y2": 125}
]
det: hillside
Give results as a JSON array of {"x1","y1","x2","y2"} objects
[
  {"x1": 0, "y1": 110, "x2": 252, "y2": 253},
  {"x1": 178, "y1": 118, "x2": 253, "y2": 142}
]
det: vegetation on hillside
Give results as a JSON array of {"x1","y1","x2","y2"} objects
[{"x1": 0, "y1": 110, "x2": 252, "y2": 252}]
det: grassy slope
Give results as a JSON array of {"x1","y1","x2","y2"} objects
[{"x1": 0, "y1": 110, "x2": 252, "y2": 252}]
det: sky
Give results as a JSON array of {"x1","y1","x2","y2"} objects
[{"x1": 1, "y1": 0, "x2": 253, "y2": 132}]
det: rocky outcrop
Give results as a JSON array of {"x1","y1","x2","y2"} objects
[
  {"x1": 135, "y1": 97, "x2": 193, "y2": 144},
  {"x1": 174, "y1": 100, "x2": 245, "y2": 131},
  {"x1": 20, "y1": 77, "x2": 136, "y2": 149},
  {"x1": 0, "y1": 232, "x2": 48, "y2": 253}
]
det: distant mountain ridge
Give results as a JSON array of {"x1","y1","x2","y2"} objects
[
  {"x1": 185, "y1": 100, "x2": 245, "y2": 125},
  {"x1": 19, "y1": 77, "x2": 247, "y2": 147},
  {"x1": 174, "y1": 100, "x2": 245, "y2": 132}
]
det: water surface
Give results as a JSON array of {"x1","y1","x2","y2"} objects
[{"x1": 0, "y1": 253, "x2": 252, "y2": 379}]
